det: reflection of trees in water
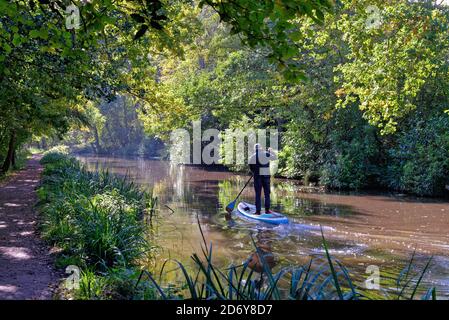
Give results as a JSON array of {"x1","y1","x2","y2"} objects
[
  {"x1": 154, "y1": 162, "x2": 187, "y2": 203},
  {"x1": 136, "y1": 157, "x2": 152, "y2": 183},
  {"x1": 218, "y1": 178, "x2": 351, "y2": 217},
  {"x1": 275, "y1": 197, "x2": 350, "y2": 217},
  {"x1": 162, "y1": 163, "x2": 198, "y2": 204},
  {"x1": 271, "y1": 182, "x2": 354, "y2": 216},
  {"x1": 247, "y1": 229, "x2": 278, "y2": 274},
  {"x1": 84, "y1": 159, "x2": 104, "y2": 172},
  {"x1": 172, "y1": 163, "x2": 185, "y2": 201},
  {"x1": 217, "y1": 180, "x2": 238, "y2": 211}
]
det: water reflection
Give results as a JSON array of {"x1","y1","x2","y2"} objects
[
  {"x1": 247, "y1": 230, "x2": 278, "y2": 273},
  {"x1": 78, "y1": 155, "x2": 449, "y2": 298}
]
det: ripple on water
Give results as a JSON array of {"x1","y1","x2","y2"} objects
[{"x1": 77, "y1": 155, "x2": 449, "y2": 298}]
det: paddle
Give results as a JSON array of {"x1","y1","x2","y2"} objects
[{"x1": 225, "y1": 174, "x2": 253, "y2": 213}]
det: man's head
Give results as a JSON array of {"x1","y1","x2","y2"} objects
[{"x1": 254, "y1": 143, "x2": 262, "y2": 151}]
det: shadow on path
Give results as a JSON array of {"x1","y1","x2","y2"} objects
[{"x1": 0, "y1": 155, "x2": 59, "y2": 300}]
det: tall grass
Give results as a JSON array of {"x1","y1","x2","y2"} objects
[
  {"x1": 38, "y1": 151, "x2": 159, "y2": 299},
  {"x1": 38, "y1": 151, "x2": 436, "y2": 300},
  {"x1": 38, "y1": 152, "x2": 153, "y2": 269},
  {"x1": 136, "y1": 220, "x2": 437, "y2": 300}
]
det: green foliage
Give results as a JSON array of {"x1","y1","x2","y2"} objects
[
  {"x1": 318, "y1": 108, "x2": 381, "y2": 190},
  {"x1": 74, "y1": 267, "x2": 159, "y2": 300},
  {"x1": 40, "y1": 146, "x2": 70, "y2": 164},
  {"x1": 200, "y1": 0, "x2": 333, "y2": 81},
  {"x1": 137, "y1": 223, "x2": 436, "y2": 300},
  {"x1": 385, "y1": 115, "x2": 449, "y2": 196},
  {"x1": 38, "y1": 154, "x2": 152, "y2": 268},
  {"x1": 55, "y1": 255, "x2": 85, "y2": 270},
  {"x1": 336, "y1": 0, "x2": 449, "y2": 134},
  {"x1": 143, "y1": 1, "x2": 449, "y2": 197},
  {"x1": 5, "y1": 0, "x2": 447, "y2": 196},
  {"x1": 1, "y1": 0, "x2": 332, "y2": 168},
  {"x1": 76, "y1": 269, "x2": 108, "y2": 300},
  {"x1": 37, "y1": 152, "x2": 161, "y2": 299}
]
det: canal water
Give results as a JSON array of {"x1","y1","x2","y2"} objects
[{"x1": 78, "y1": 155, "x2": 449, "y2": 298}]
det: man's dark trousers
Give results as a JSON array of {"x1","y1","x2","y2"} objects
[{"x1": 254, "y1": 175, "x2": 271, "y2": 213}]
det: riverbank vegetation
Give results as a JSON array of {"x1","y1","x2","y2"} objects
[
  {"x1": 136, "y1": 0, "x2": 449, "y2": 197},
  {"x1": 17, "y1": 0, "x2": 447, "y2": 197},
  {"x1": 1, "y1": 0, "x2": 448, "y2": 301},
  {"x1": 38, "y1": 150, "x2": 159, "y2": 299},
  {"x1": 38, "y1": 151, "x2": 436, "y2": 300}
]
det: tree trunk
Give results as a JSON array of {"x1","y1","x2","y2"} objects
[
  {"x1": 41, "y1": 137, "x2": 47, "y2": 150},
  {"x1": 92, "y1": 125, "x2": 102, "y2": 154},
  {"x1": 11, "y1": 149, "x2": 16, "y2": 168},
  {"x1": 122, "y1": 98, "x2": 130, "y2": 148},
  {"x1": 198, "y1": 55, "x2": 206, "y2": 69},
  {"x1": 2, "y1": 130, "x2": 16, "y2": 173}
]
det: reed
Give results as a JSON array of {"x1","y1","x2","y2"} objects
[
  {"x1": 38, "y1": 151, "x2": 437, "y2": 300},
  {"x1": 38, "y1": 151, "x2": 164, "y2": 299},
  {"x1": 136, "y1": 219, "x2": 436, "y2": 300}
]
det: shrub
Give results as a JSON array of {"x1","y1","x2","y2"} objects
[
  {"x1": 38, "y1": 154, "x2": 151, "y2": 269},
  {"x1": 76, "y1": 192, "x2": 147, "y2": 268},
  {"x1": 39, "y1": 152, "x2": 66, "y2": 165},
  {"x1": 37, "y1": 153, "x2": 157, "y2": 299},
  {"x1": 43, "y1": 145, "x2": 70, "y2": 156},
  {"x1": 384, "y1": 115, "x2": 449, "y2": 196}
]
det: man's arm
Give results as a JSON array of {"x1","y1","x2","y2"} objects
[{"x1": 267, "y1": 148, "x2": 278, "y2": 160}]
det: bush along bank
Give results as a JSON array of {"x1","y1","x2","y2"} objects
[
  {"x1": 37, "y1": 151, "x2": 159, "y2": 299},
  {"x1": 37, "y1": 151, "x2": 437, "y2": 300}
]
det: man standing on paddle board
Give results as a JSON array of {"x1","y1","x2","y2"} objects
[{"x1": 248, "y1": 144, "x2": 277, "y2": 215}]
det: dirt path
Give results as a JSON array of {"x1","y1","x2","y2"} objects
[{"x1": 0, "y1": 155, "x2": 59, "y2": 299}]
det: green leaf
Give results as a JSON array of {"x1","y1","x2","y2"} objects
[
  {"x1": 29, "y1": 29, "x2": 40, "y2": 38},
  {"x1": 289, "y1": 30, "x2": 302, "y2": 42},
  {"x1": 3, "y1": 43, "x2": 12, "y2": 54},
  {"x1": 38, "y1": 29, "x2": 49, "y2": 40},
  {"x1": 12, "y1": 34, "x2": 22, "y2": 46}
]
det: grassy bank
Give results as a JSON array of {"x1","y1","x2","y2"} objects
[
  {"x1": 37, "y1": 150, "x2": 159, "y2": 299},
  {"x1": 38, "y1": 151, "x2": 437, "y2": 300}
]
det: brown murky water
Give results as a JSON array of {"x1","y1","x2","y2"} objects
[{"x1": 78, "y1": 155, "x2": 449, "y2": 298}]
